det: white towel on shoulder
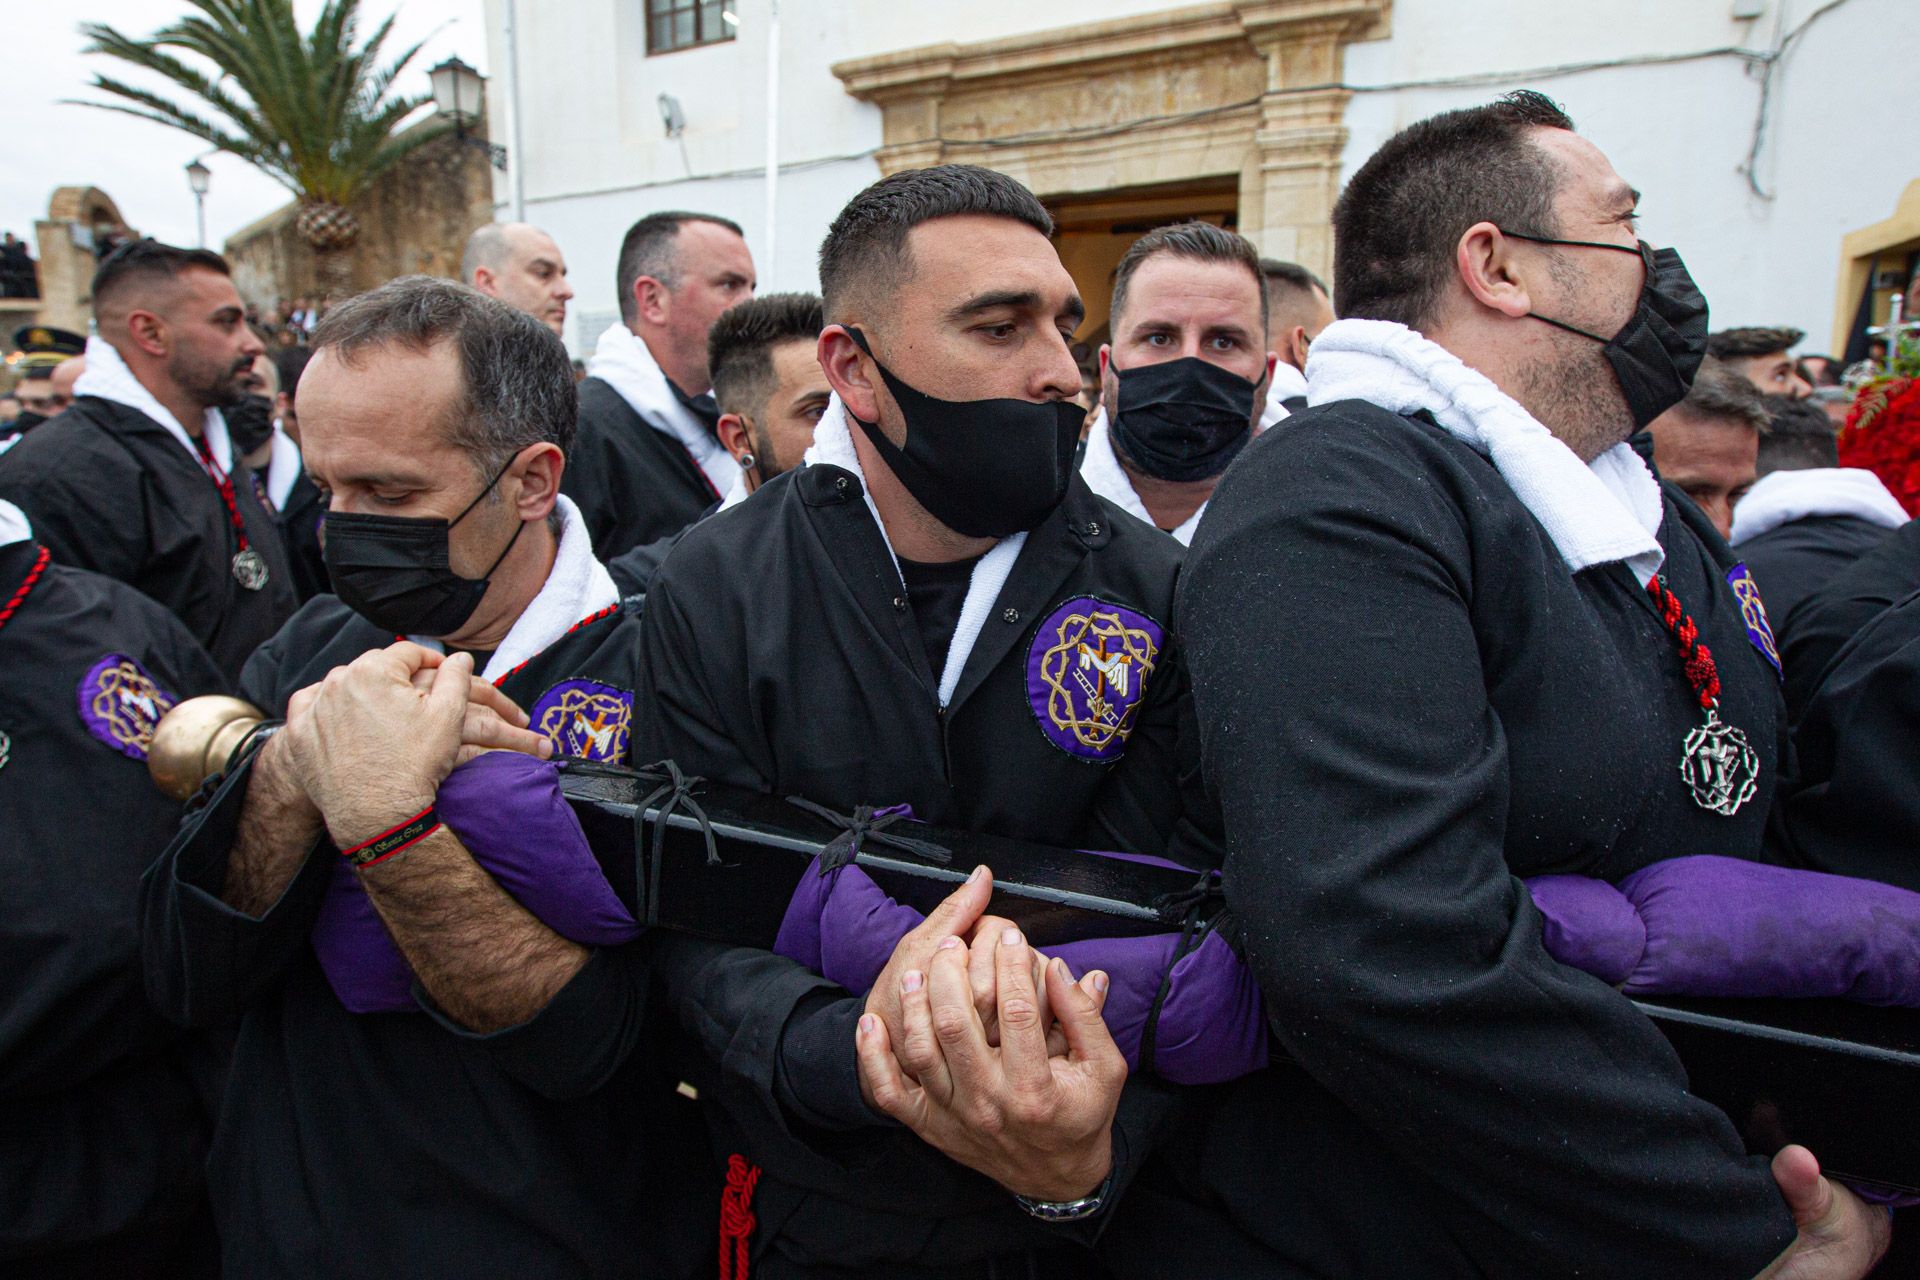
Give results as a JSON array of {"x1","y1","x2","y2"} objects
[
  {"x1": 1306, "y1": 318, "x2": 1666, "y2": 584},
  {"x1": 1730, "y1": 467, "x2": 1909, "y2": 545},
  {"x1": 73, "y1": 335, "x2": 236, "y2": 474},
  {"x1": 586, "y1": 321, "x2": 734, "y2": 499}
]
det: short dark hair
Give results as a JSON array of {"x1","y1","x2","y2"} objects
[
  {"x1": 1707, "y1": 326, "x2": 1805, "y2": 360},
  {"x1": 708, "y1": 292, "x2": 824, "y2": 422},
  {"x1": 615, "y1": 211, "x2": 745, "y2": 323},
  {"x1": 312, "y1": 276, "x2": 577, "y2": 474},
  {"x1": 91, "y1": 237, "x2": 231, "y2": 319},
  {"x1": 1795, "y1": 353, "x2": 1841, "y2": 388},
  {"x1": 1333, "y1": 90, "x2": 1576, "y2": 330},
  {"x1": 1109, "y1": 222, "x2": 1267, "y2": 335},
  {"x1": 272, "y1": 344, "x2": 313, "y2": 397},
  {"x1": 1259, "y1": 258, "x2": 1327, "y2": 298},
  {"x1": 1668, "y1": 357, "x2": 1770, "y2": 433},
  {"x1": 818, "y1": 164, "x2": 1053, "y2": 321},
  {"x1": 1757, "y1": 395, "x2": 1839, "y2": 473}
]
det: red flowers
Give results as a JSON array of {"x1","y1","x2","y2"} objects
[{"x1": 1840, "y1": 376, "x2": 1920, "y2": 516}]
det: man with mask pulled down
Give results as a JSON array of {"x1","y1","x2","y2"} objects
[
  {"x1": 1105, "y1": 92, "x2": 1888, "y2": 1280},
  {"x1": 139, "y1": 278, "x2": 709, "y2": 1278},
  {"x1": 1079, "y1": 222, "x2": 1272, "y2": 544},
  {"x1": 496, "y1": 164, "x2": 1218, "y2": 1277}
]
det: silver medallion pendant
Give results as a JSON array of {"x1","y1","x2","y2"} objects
[
  {"x1": 0, "y1": 726, "x2": 10, "y2": 771},
  {"x1": 1679, "y1": 709, "x2": 1758, "y2": 817},
  {"x1": 232, "y1": 549, "x2": 269, "y2": 591}
]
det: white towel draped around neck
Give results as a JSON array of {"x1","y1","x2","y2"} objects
[
  {"x1": 406, "y1": 494, "x2": 618, "y2": 683},
  {"x1": 73, "y1": 335, "x2": 236, "y2": 475},
  {"x1": 1258, "y1": 360, "x2": 1309, "y2": 432},
  {"x1": 1730, "y1": 467, "x2": 1910, "y2": 546},
  {"x1": 0, "y1": 498, "x2": 30, "y2": 547},
  {"x1": 586, "y1": 321, "x2": 734, "y2": 499},
  {"x1": 1306, "y1": 319, "x2": 1666, "y2": 584},
  {"x1": 1077, "y1": 406, "x2": 1205, "y2": 546},
  {"x1": 803, "y1": 396, "x2": 1024, "y2": 706}
]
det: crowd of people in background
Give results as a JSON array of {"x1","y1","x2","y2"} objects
[{"x1": 2, "y1": 89, "x2": 1918, "y2": 1280}]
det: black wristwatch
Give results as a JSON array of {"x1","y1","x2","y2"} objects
[{"x1": 1013, "y1": 1171, "x2": 1114, "y2": 1223}]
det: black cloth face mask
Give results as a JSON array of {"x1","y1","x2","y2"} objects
[
  {"x1": 1502, "y1": 229, "x2": 1710, "y2": 429},
  {"x1": 1109, "y1": 354, "x2": 1259, "y2": 482},
  {"x1": 323, "y1": 462, "x2": 526, "y2": 636},
  {"x1": 225, "y1": 394, "x2": 276, "y2": 457},
  {"x1": 843, "y1": 327, "x2": 1082, "y2": 539}
]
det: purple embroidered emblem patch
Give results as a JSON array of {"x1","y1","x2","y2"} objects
[
  {"x1": 1026, "y1": 597, "x2": 1165, "y2": 762},
  {"x1": 529, "y1": 678, "x2": 633, "y2": 762},
  {"x1": 1725, "y1": 563, "x2": 1782, "y2": 678},
  {"x1": 77, "y1": 653, "x2": 178, "y2": 760}
]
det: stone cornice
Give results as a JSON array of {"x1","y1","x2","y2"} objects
[{"x1": 832, "y1": 0, "x2": 1389, "y2": 102}]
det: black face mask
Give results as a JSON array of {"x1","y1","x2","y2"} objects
[
  {"x1": 1109, "y1": 355, "x2": 1259, "y2": 482},
  {"x1": 225, "y1": 394, "x2": 276, "y2": 457},
  {"x1": 322, "y1": 463, "x2": 525, "y2": 636},
  {"x1": 1502, "y1": 230, "x2": 1709, "y2": 429},
  {"x1": 843, "y1": 327, "x2": 1081, "y2": 539},
  {"x1": 10, "y1": 410, "x2": 45, "y2": 434}
]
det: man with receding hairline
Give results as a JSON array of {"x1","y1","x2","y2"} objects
[
  {"x1": 0, "y1": 239, "x2": 294, "y2": 678},
  {"x1": 463, "y1": 221, "x2": 574, "y2": 337},
  {"x1": 565, "y1": 210, "x2": 757, "y2": 558}
]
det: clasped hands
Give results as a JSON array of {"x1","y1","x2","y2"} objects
[
  {"x1": 854, "y1": 867, "x2": 1129, "y2": 1204},
  {"x1": 265, "y1": 642, "x2": 552, "y2": 848}
]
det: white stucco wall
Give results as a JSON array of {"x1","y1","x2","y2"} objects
[{"x1": 488, "y1": 0, "x2": 1920, "y2": 355}]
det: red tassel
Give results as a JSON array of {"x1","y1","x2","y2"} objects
[{"x1": 718, "y1": 1154, "x2": 762, "y2": 1280}]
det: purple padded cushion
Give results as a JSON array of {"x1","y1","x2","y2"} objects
[{"x1": 310, "y1": 752, "x2": 640, "y2": 1014}]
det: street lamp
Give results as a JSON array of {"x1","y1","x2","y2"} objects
[
  {"x1": 428, "y1": 56, "x2": 508, "y2": 171},
  {"x1": 185, "y1": 158, "x2": 211, "y2": 248}
]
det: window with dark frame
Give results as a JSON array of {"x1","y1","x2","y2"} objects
[{"x1": 647, "y1": 0, "x2": 735, "y2": 54}]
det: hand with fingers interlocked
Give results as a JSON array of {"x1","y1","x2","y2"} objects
[{"x1": 854, "y1": 867, "x2": 1127, "y2": 1203}]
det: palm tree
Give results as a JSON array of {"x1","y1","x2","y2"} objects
[{"x1": 70, "y1": 0, "x2": 452, "y2": 295}]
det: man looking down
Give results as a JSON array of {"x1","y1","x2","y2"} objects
[{"x1": 139, "y1": 278, "x2": 707, "y2": 1278}]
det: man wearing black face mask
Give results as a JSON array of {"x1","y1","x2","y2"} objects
[
  {"x1": 1080, "y1": 222, "x2": 1271, "y2": 545},
  {"x1": 1108, "y1": 92, "x2": 1888, "y2": 1280},
  {"x1": 496, "y1": 164, "x2": 1219, "y2": 1278},
  {"x1": 139, "y1": 277, "x2": 713, "y2": 1278}
]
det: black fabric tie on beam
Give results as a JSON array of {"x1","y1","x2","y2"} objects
[
  {"x1": 634, "y1": 758, "x2": 723, "y2": 867},
  {"x1": 784, "y1": 796, "x2": 953, "y2": 873}
]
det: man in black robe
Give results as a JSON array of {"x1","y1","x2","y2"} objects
[
  {"x1": 1730, "y1": 396, "x2": 1907, "y2": 642},
  {"x1": 606, "y1": 291, "x2": 831, "y2": 596},
  {"x1": 0, "y1": 241, "x2": 295, "y2": 680},
  {"x1": 503, "y1": 165, "x2": 1211, "y2": 1277},
  {"x1": 1779, "y1": 515, "x2": 1920, "y2": 722},
  {"x1": 1153, "y1": 93, "x2": 1886, "y2": 1279},
  {"x1": 139, "y1": 278, "x2": 707, "y2": 1278},
  {"x1": 566, "y1": 211, "x2": 757, "y2": 559},
  {"x1": 0, "y1": 498, "x2": 227, "y2": 1277},
  {"x1": 1771, "y1": 584, "x2": 1920, "y2": 893},
  {"x1": 263, "y1": 344, "x2": 330, "y2": 603}
]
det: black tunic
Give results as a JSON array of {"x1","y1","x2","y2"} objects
[
  {"x1": 0, "y1": 396, "x2": 297, "y2": 681},
  {"x1": 273, "y1": 468, "x2": 331, "y2": 604},
  {"x1": 0, "y1": 542, "x2": 228, "y2": 1273},
  {"x1": 1770, "y1": 586, "x2": 1920, "y2": 892},
  {"x1": 1778, "y1": 515, "x2": 1920, "y2": 723},
  {"x1": 610, "y1": 466, "x2": 1213, "y2": 1276},
  {"x1": 138, "y1": 595, "x2": 711, "y2": 1279},
  {"x1": 1737, "y1": 514, "x2": 1893, "y2": 641},
  {"x1": 561, "y1": 376, "x2": 720, "y2": 561},
  {"x1": 1162, "y1": 404, "x2": 1795, "y2": 1279}
]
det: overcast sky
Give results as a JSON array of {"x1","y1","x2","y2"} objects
[{"x1": 2, "y1": 1, "x2": 487, "y2": 252}]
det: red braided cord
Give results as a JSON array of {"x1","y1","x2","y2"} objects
[
  {"x1": 718, "y1": 1155, "x2": 762, "y2": 1280},
  {"x1": 1645, "y1": 575, "x2": 1720, "y2": 710},
  {"x1": 0, "y1": 545, "x2": 51, "y2": 633},
  {"x1": 191, "y1": 435, "x2": 253, "y2": 554}
]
